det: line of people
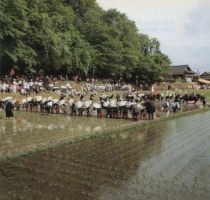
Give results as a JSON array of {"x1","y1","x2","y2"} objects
[{"x1": 0, "y1": 91, "x2": 207, "y2": 120}]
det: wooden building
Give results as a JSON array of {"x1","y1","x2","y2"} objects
[
  {"x1": 199, "y1": 72, "x2": 210, "y2": 81},
  {"x1": 168, "y1": 65, "x2": 197, "y2": 82}
]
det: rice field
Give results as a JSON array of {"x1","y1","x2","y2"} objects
[
  {"x1": 0, "y1": 110, "x2": 209, "y2": 199},
  {"x1": 0, "y1": 111, "x2": 131, "y2": 159}
]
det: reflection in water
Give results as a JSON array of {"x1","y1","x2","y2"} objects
[
  {"x1": 0, "y1": 111, "x2": 210, "y2": 200},
  {"x1": 0, "y1": 112, "x2": 130, "y2": 156}
]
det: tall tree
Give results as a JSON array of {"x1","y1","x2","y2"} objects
[
  {"x1": 0, "y1": 0, "x2": 171, "y2": 84},
  {"x1": 0, "y1": 0, "x2": 37, "y2": 74}
]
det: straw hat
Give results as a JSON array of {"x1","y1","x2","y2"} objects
[
  {"x1": 84, "y1": 100, "x2": 92, "y2": 108},
  {"x1": 59, "y1": 99, "x2": 65, "y2": 105},
  {"x1": 26, "y1": 97, "x2": 32, "y2": 102},
  {"x1": 42, "y1": 98, "x2": 47, "y2": 104},
  {"x1": 22, "y1": 98, "x2": 27, "y2": 104},
  {"x1": 110, "y1": 100, "x2": 117, "y2": 108},
  {"x1": 76, "y1": 101, "x2": 83, "y2": 108},
  {"x1": 137, "y1": 103, "x2": 144, "y2": 109},
  {"x1": 127, "y1": 102, "x2": 136, "y2": 107},
  {"x1": 118, "y1": 101, "x2": 126, "y2": 107},
  {"x1": 68, "y1": 98, "x2": 74, "y2": 106},
  {"x1": 36, "y1": 96, "x2": 42, "y2": 102},
  {"x1": 103, "y1": 101, "x2": 110, "y2": 107},
  {"x1": 53, "y1": 99, "x2": 59, "y2": 104},
  {"x1": 3, "y1": 97, "x2": 13, "y2": 101},
  {"x1": 47, "y1": 96, "x2": 53, "y2": 101},
  {"x1": 93, "y1": 103, "x2": 101, "y2": 109}
]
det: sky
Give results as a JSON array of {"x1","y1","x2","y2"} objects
[{"x1": 96, "y1": 0, "x2": 210, "y2": 73}]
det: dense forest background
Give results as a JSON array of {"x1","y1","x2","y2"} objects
[{"x1": 0, "y1": 0, "x2": 171, "y2": 84}]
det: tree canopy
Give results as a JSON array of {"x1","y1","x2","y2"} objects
[{"x1": 0, "y1": 0, "x2": 171, "y2": 84}]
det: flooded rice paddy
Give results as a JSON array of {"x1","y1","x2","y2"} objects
[
  {"x1": 0, "y1": 110, "x2": 210, "y2": 199},
  {"x1": 0, "y1": 111, "x2": 131, "y2": 158}
]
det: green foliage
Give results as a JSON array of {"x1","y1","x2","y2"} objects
[
  {"x1": 0, "y1": 0, "x2": 37, "y2": 74},
  {"x1": 0, "y1": 0, "x2": 171, "y2": 84}
]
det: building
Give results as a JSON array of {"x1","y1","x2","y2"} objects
[
  {"x1": 199, "y1": 72, "x2": 210, "y2": 81},
  {"x1": 168, "y1": 65, "x2": 197, "y2": 82}
]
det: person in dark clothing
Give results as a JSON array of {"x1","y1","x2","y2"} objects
[
  {"x1": 86, "y1": 107, "x2": 91, "y2": 117},
  {"x1": 96, "y1": 107, "x2": 102, "y2": 118},
  {"x1": 90, "y1": 94, "x2": 94, "y2": 101},
  {"x1": 144, "y1": 100, "x2": 156, "y2": 120},
  {"x1": 59, "y1": 93, "x2": 65, "y2": 101},
  {"x1": 5, "y1": 100, "x2": 14, "y2": 118},
  {"x1": 122, "y1": 106, "x2": 128, "y2": 119},
  {"x1": 172, "y1": 102, "x2": 179, "y2": 112},
  {"x1": 174, "y1": 94, "x2": 181, "y2": 103},
  {"x1": 116, "y1": 94, "x2": 121, "y2": 101},
  {"x1": 200, "y1": 94, "x2": 206, "y2": 106},
  {"x1": 71, "y1": 103, "x2": 77, "y2": 116},
  {"x1": 80, "y1": 94, "x2": 84, "y2": 101}
]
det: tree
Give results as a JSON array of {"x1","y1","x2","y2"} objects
[
  {"x1": 0, "y1": 0, "x2": 37, "y2": 74},
  {"x1": 0, "y1": 0, "x2": 171, "y2": 83}
]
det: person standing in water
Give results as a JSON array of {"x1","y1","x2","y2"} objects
[{"x1": 5, "y1": 100, "x2": 14, "y2": 119}]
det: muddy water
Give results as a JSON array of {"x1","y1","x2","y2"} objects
[
  {"x1": 0, "y1": 111, "x2": 131, "y2": 157},
  {"x1": 0, "y1": 111, "x2": 210, "y2": 199}
]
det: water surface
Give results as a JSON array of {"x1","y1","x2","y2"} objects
[{"x1": 0, "y1": 111, "x2": 209, "y2": 200}]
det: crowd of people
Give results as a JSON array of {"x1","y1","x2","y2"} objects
[
  {"x1": 0, "y1": 89, "x2": 207, "y2": 121},
  {"x1": 0, "y1": 76, "x2": 135, "y2": 97},
  {"x1": 0, "y1": 92, "x2": 157, "y2": 120},
  {"x1": 0, "y1": 76, "x2": 208, "y2": 120}
]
